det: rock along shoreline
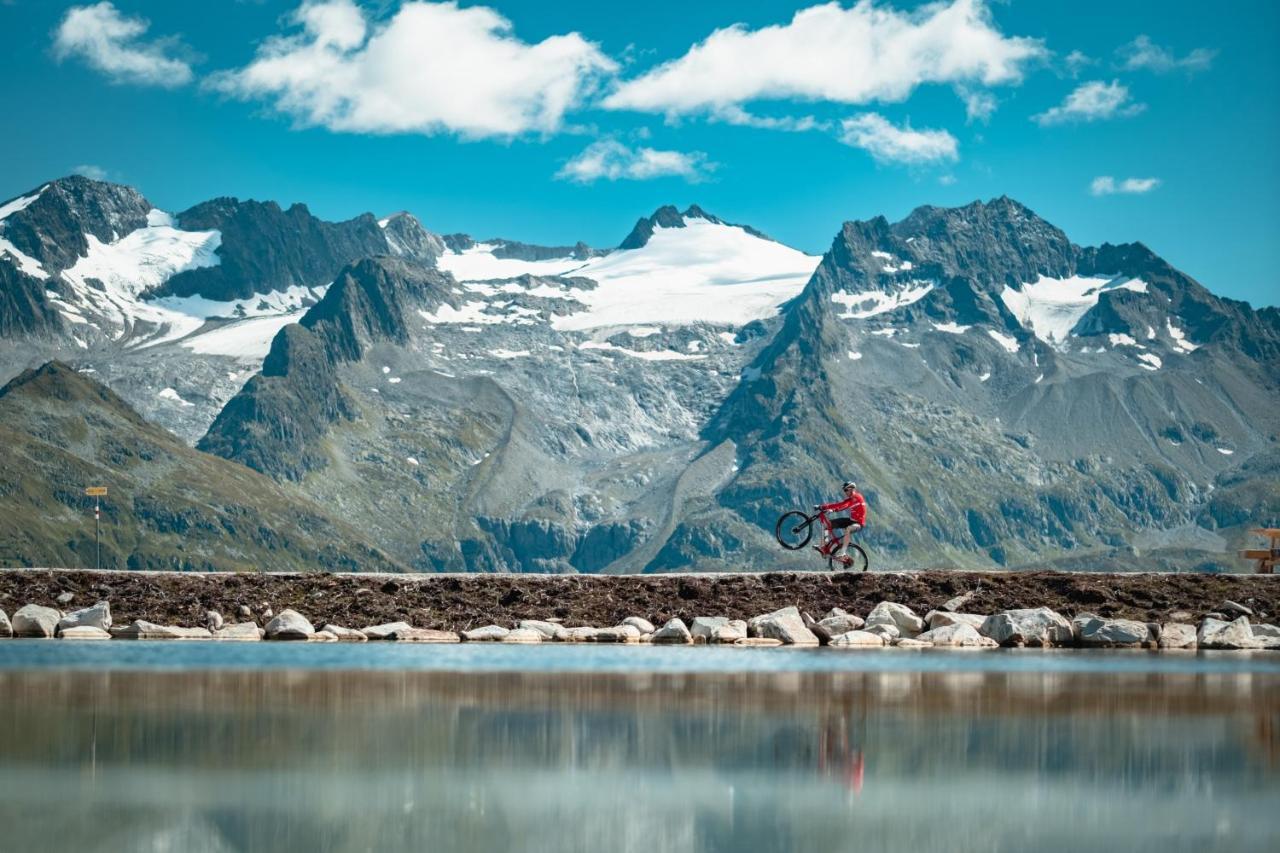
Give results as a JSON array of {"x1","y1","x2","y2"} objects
[{"x1": 1, "y1": 568, "x2": 1278, "y2": 651}]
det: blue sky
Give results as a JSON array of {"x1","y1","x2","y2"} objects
[{"x1": 1, "y1": 0, "x2": 1277, "y2": 306}]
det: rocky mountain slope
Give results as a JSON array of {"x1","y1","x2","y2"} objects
[
  {"x1": 1, "y1": 177, "x2": 1276, "y2": 573},
  {"x1": 0, "y1": 362, "x2": 405, "y2": 571}
]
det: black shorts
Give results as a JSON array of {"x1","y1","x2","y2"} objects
[{"x1": 831, "y1": 518, "x2": 855, "y2": 531}]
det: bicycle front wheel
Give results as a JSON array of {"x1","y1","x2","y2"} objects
[{"x1": 774, "y1": 511, "x2": 813, "y2": 550}]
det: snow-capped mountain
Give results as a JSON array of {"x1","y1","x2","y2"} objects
[{"x1": 1, "y1": 177, "x2": 1276, "y2": 573}]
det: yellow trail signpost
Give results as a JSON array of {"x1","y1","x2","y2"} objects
[{"x1": 85, "y1": 486, "x2": 107, "y2": 570}]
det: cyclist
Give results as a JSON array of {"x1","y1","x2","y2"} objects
[{"x1": 814, "y1": 481, "x2": 866, "y2": 566}]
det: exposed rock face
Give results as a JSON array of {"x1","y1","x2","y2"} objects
[
  {"x1": 865, "y1": 602, "x2": 925, "y2": 637},
  {"x1": 265, "y1": 609, "x2": 315, "y2": 640},
  {"x1": 748, "y1": 606, "x2": 819, "y2": 646},
  {"x1": 0, "y1": 262, "x2": 64, "y2": 337},
  {"x1": 197, "y1": 258, "x2": 459, "y2": 481},
  {"x1": 980, "y1": 608, "x2": 1073, "y2": 647},
  {"x1": 11, "y1": 604, "x2": 60, "y2": 637},
  {"x1": 160, "y1": 198, "x2": 437, "y2": 302},
  {"x1": 818, "y1": 609, "x2": 864, "y2": 635},
  {"x1": 618, "y1": 204, "x2": 771, "y2": 250},
  {"x1": 57, "y1": 601, "x2": 112, "y2": 633},
  {"x1": 1158, "y1": 623, "x2": 1197, "y2": 649},
  {"x1": 1197, "y1": 616, "x2": 1260, "y2": 649},
  {"x1": 0, "y1": 176, "x2": 152, "y2": 274}
]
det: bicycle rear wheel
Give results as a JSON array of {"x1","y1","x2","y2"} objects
[{"x1": 774, "y1": 511, "x2": 813, "y2": 550}]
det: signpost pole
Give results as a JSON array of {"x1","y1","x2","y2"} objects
[{"x1": 85, "y1": 486, "x2": 107, "y2": 570}]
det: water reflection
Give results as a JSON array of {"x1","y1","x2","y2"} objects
[{"x1": 0, "y1": 669, "x2": 1276, "y2": 852}]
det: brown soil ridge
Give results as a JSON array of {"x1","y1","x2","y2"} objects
[{"x1": 1, "y1": 568, "x2": 1276, "y2": 631}]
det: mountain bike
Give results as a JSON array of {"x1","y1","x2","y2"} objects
[{"x1": 774, "y1": 508, "x2": 869, "y2": 571}]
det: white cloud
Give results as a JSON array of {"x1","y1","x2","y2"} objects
[
  {"x1": 556, "y1": 139, "x2": 714, "y2": 183},
  {"x1": 70, "y1": 164, "x2": 109, "y2": 180},
  {"x1": 211, "y1": 0, "x2": 616, "y2": 139},
  {"x1": 838, "y1": 113, "x2": 958, "y2": 164},
  {"x1": 958, "y1": 87, "x2": 997, "y2": 123},
  {"x1": 603, "y1": 0, "x2": 1044, "y2": 116},
  {"x1": 53, "y1": 2, "x2": 193, "y2": 87},
  {"x1": 1063, "y1": 50, "x2": 1093, "y2": 78},
  {"x1": 1090, "y1": 176, "x2": 1160, "y2": 196},
  {"x1": 1119, "y1": 35, "x2": 1215, "y2": 74},
  {"x1": 715, "y1": 105, "x2": 826, "y2": 132},
  {"x1": 1033, "y1": 80, "x2": 1145, "y2": 126}
]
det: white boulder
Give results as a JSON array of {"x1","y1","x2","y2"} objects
[
  {"x1": 711, "y1": 620, "x2": 747, "y2": 643},
  {"x1": 213, "y1": 623, "x2": 263, "y2": 641},
  {"x1": 651, "y1": 618, "x2": 692, "y2": 644},
  {"x1": 925, "y1": 611, "x2": 985, "y2": 630},
  {"x1": 12, "y1": 604, "x2": 60, "y2": 638},
  {"x1": 1076, "y1": 616, "x2": 1151, "y2": 647},
  {"x1": 748, "y1": 606, "x2": 819, "y2": 646},
  {"x1": 463, "y1": 625, "x2": 510, "y2": 642},
  {"x1": 819, "y1": 608, "x2": 864, "y2": 635},
  {"x1": 0, "y1": 609, "x2": 10, "y2": 638},
  {"x1": 829, "y1": 630, "x2": 886, "y2": 647},
  {"x1": 864, "y1": 602, "x2": 925, "y2": 637},
  {"x1": 1198, "y1": 616, "x2": 1260, "y2": 650},
  {"x1": 321, "y1": 625, "x2": 367, "y2": 642},
  {"x1": 265, "y1": 609, "x2": 315, "y2": 641},
  {"x1": 501, "y1": 628, "x2": 543, "y2": 644},
  {"x1": 690, "y1": 617, "x2": 729, "y2": 640},
  {"x1": 518, "y1": 620, "x2": 566, "y2": 640},
  {"x1": 916, "y1": 623, "x2": 996, "y2": 648},
  {"x1": 58, "y1": 601, "x2": 112, "y2": 634},
  {"x1": 1157, "y1": 623, "x2": 1197, "y2": 649},
  {"x1": 362, "y1": 621, "x2": 413, "y2": 640},
  {"x1": 622, "y1": 617, "x2": 655, "y2": 634},
  {"x1": 980, "y1": 608, "x2": 1072, "y2": 647}
]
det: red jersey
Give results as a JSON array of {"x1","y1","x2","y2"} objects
[{"x1": 820, "y1": 492, "x2": 867, "y2": 525}]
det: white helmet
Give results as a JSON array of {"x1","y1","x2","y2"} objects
[{"x1": 842, "y1": 480, "x2": 857, "y2": 491}]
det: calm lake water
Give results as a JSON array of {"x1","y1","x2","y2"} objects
[{"x1": 1, "y1": 643, "x2": 1277, "y2": 852}]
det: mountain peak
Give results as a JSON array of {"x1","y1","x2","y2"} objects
[
  {"x1": 618, "y1": 204, "x2": 772, "y2": 250},
  {"x1": 0, "y1": 360, "x2": 146, "y2": 425}
]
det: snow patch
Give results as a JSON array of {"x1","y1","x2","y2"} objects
[
  {"x1": 579, "y1": 341, "x2": 705, "y2": 361},
  {"x1": 552, "y1": 219, "x2": 820, "y2": 330},
  {"x1": 1167, "y1": 319, "x2": 1199, "y2": 353},
  {"x1": 1137, "y1": 352, "x2": 1162, "y2": 371},
  {"x1": 1108, "y1": 333, "x2": 1140, "y2": 348},
  {"x1": 489, "y1": 348, "x2": 532, "y2": 359},
  {"x1": 847, "y1": 351, "x2": 863, "y2": 360},
  {"x1": 0, "y1": 186, "x2": 46, "y2": 221},
  {"x1": 158, "y1": 387, "x2": 194, "y2": 407},
  {"x1": 180, "y1": 312, "x2": 306, "y2": 360},
  {"x1": 831, "y1": 282, "x2": 933, "y2": 319},
  {"x1": 1217, "y1": 448, "x2": 1234, "y2": 456},
  {"x1": 1000, "y1": 274, "x2": 1148, "y2": 347},
  {"x1": 979, "y1": 372, "x2": 991, "y2": 382},
  {"x1": 932, "y1": 321, "x2": 970, "y2": 335},
  {"x1": 987, "y1": 330, "x2": 1019, "y2": 354},
  {"x1": 406, "y1": 456, "x2": 419, "y2": 465}
]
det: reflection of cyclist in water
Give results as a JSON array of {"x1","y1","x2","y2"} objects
[{"x1": 817, "y1": 712, "x2": 865, "y2": 794}]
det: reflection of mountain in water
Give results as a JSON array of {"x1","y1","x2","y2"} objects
[{"x1": 0, "y1": 668, "x2": 1276, "y2": 852}]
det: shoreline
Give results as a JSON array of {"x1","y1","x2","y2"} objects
[
  {"x1": 1, "y1": 567, "x2": 1276, "y2": 628},
  {"x1": 1, "y1": 568, "x2": 1277, "y2": 651}
]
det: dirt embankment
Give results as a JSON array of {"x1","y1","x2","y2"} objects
[{"x1": 1, "y1": 569, "x2": 1276, "y2": 630}]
